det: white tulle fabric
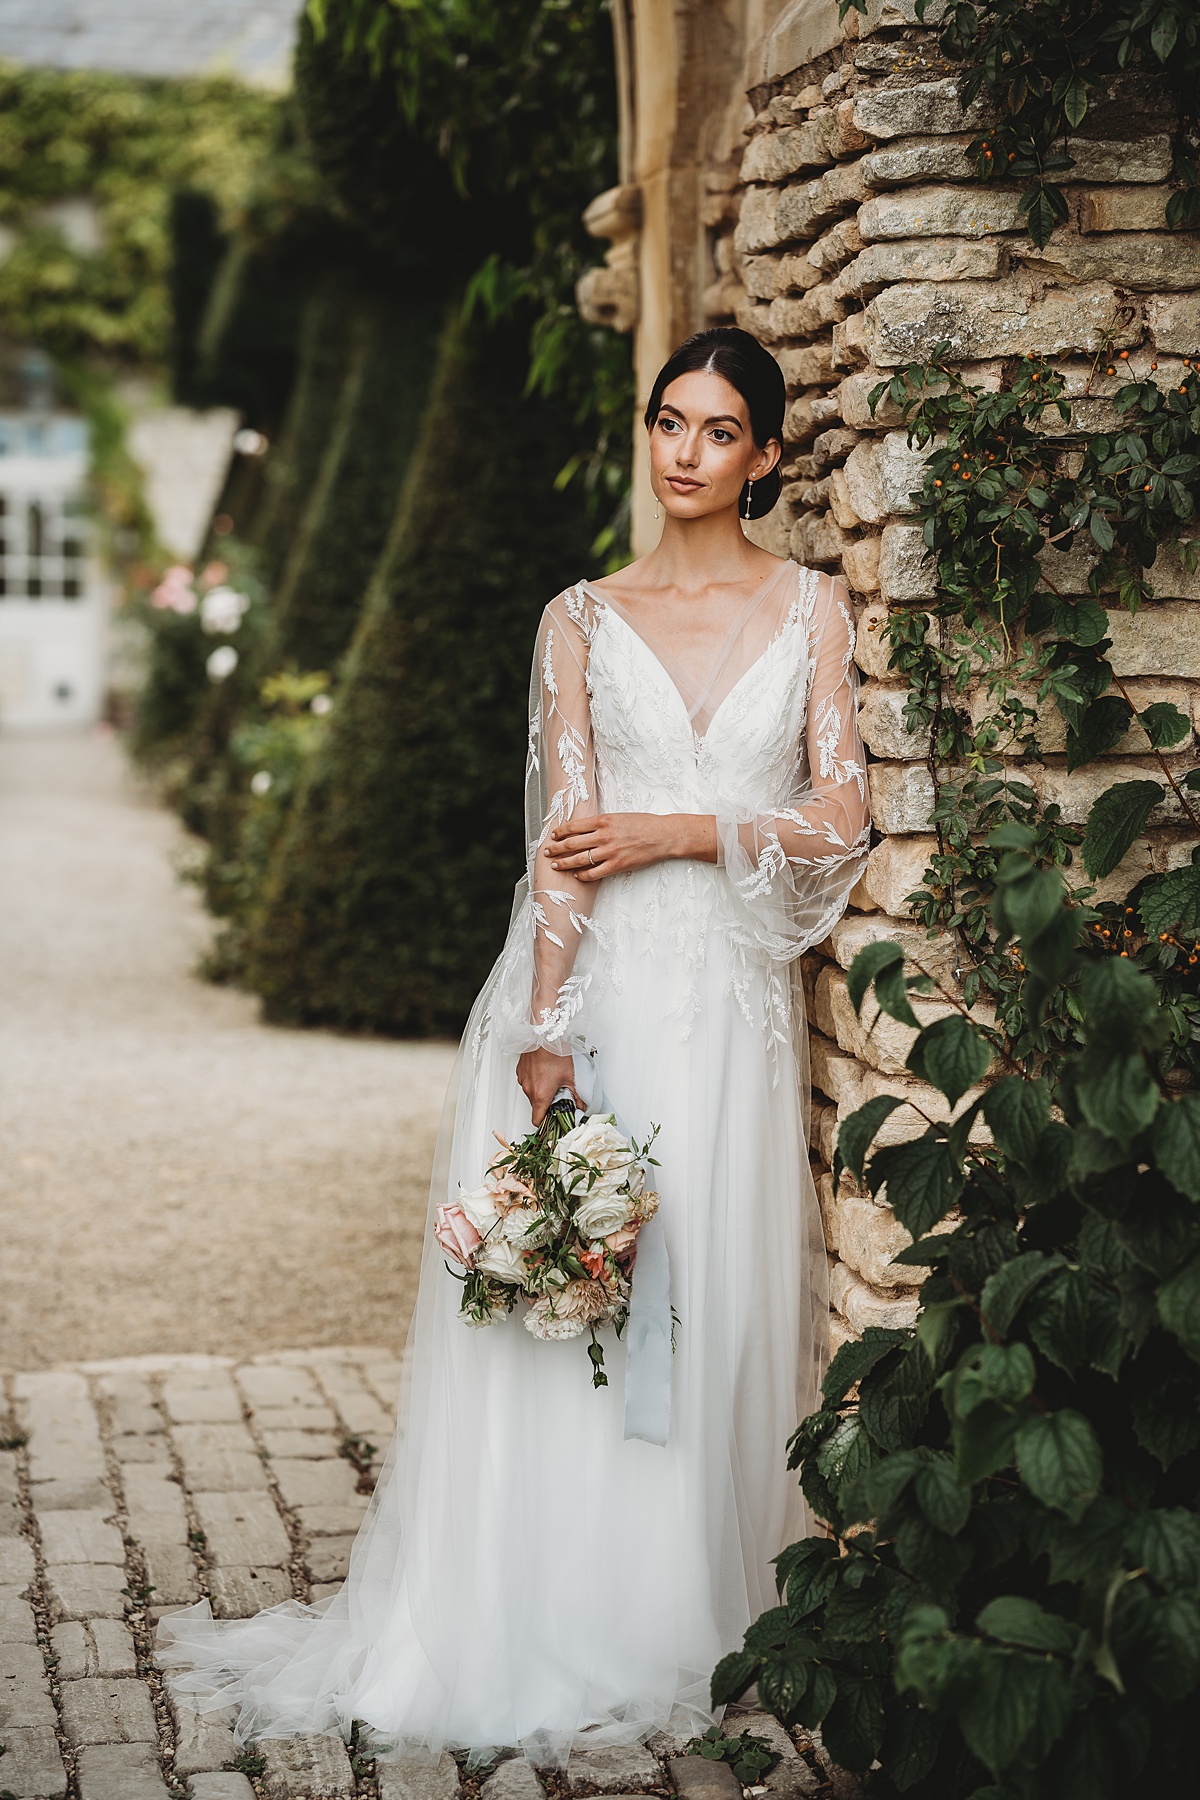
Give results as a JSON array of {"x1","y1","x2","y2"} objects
[{"x1": 157, "y1": 558, "x2": 870, "y2": 1766}]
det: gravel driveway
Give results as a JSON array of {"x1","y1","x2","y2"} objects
[{"x1": 0, "y1": 730, "x2": 456, "y2": 1369}]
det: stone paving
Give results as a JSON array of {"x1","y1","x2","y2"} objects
[{"x1": 0, "y1": 1348, "x2": 839, "y2": 1800}]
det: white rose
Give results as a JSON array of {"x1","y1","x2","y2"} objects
[
  {"x1": 456, "y1": 1183, "x2": 501, "y2": 1238},
  {"x1": 573, "y1": 1190, "x2": 635, "y2": 1240},
  {"x1": 200, "y1": 585, "x2": 250, "y2": 634},
  {"x1": 474, "y1": 1234, "x2": 529, "y2": 1286},
  {"x1": 554, "y1": 1114, "x2": 637, "y2": 1196}
]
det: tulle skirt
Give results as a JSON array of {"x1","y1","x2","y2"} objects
[{"x1": 156, "y1": 872, "x2": 828, "y2": 1764}]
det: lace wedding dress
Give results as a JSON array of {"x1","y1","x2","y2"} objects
[{"x1": 158, "y1": 557, "x2": 870, "y2": 1764}]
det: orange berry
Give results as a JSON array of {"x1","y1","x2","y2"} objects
[
  {"x1": 1120, "y1": 350, "x2": 1129, "y2": 359},
  {"x1": 934, "y1": 479, "x2": 943, "y2": 486},
  {"x1": 1107, "y1": 366, "x2": 1115, "y2": 375}
]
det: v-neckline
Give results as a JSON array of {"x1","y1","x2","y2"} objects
[{"x1": 578, "y1": 563, "x2": 802, "y2": 743}]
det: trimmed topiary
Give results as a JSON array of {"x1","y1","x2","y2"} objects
[
  {"x1": 245, "y1": 305, "x2": 599, "y2": 1034},
  {"x1": 269, "y1": 284, "x2": 444, "y2": 674}
]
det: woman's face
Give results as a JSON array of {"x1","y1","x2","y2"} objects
[{"x1": 648, "y1": 369, "x2": 780, "y2": 520}]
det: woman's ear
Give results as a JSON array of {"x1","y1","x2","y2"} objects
[{"x1": 754, "y1": 437, "x2": 782, "y2": 480}]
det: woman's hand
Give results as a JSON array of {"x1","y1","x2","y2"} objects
[
  {"x1": 517, "y1": 1047, "x2": 582, "y2": 1125},
  {"x1": 547, "y1": 813, "x2": 717, "y2": 881}
]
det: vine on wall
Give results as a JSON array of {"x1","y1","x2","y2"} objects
[{"x1": 873, "y1": 353, "x2": 1200, "y2": 1077}]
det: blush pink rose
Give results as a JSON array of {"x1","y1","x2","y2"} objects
[
  {"x1": 604, "y1": 1225, "x2": 640, "y2": 1266},
  {"x1": 435, "y1": 1203, "x2": 482, "y2": 1268}
]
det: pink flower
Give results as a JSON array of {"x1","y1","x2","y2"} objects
[
  {"x1": 579, "y1": 1246, "x2": 608, "y2": 1280},
  {"x1": 435, "y1": 1203, "x2": 482, "y2": 1268},
  {"x1": 604, "y1": 1225, "x2": 640, "y2": 1266}
]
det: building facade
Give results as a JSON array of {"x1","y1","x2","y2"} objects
[{"x1": 580, "y1": 0, "x2": 1200, "y2": 1350}]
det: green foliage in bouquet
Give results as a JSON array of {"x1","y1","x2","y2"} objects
[
  {"x1": 714, "y1": 833, "x2": 1200, "y2": 1796},
  {"x1": 243, "y1": 307, "x2": 599, "y2": 1034}
]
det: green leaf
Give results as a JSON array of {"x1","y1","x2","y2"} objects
[
  {"x1": 982, "y1": 1077, "x2": 1050, "y2": 1168},
  {"x1": 1059, "y1": 71, "x2": 1089, "y2": 127},
  {"x1": 980, "y1": 1251, "x2": 1058, "y2": 1334},
  {"x1": 977, "y1": 1595, "x2": 1078, "y2": 1654},
  {"x1": 1081, "y1": 954, "x2": 1163, "y2": 1047},
  {"x1": 1023, "y1": 182, "x2": 1064, "y2": 249},
  {"x1": 1126, "y1": 1508, "x2": 1200, "y2": 1589},
  {"x1": 914, "y1": 1458, "x2": 970, "y2": 1536},
  {"x1": 907, "y1": 1014, "x2": 991, "y2": 1107},
  {"x1": 1139, "y1": 700, "x2": 1191, "y2": 748},
  {"x1": 881, "y1": 1701, "x2": 942, "y2": 1792},
  {"x1": 958, "y1": 1646, "x2": 1046, "y2": 1772},
  {"x1": 757, "y1": 1648, "x2": 812, "y2": 1722},
  {"x1": 816, "y1": 1414, "x2": 876, "y2": 1490},
  {"x1": 1138, "y1": 863, "x2": 1200, "y2": 938},
  {"x1": 1065, "y1": 694, "x2": 1132, "y2": 771},
  {"x1": 794, "y1": 1661, "x2": 837, "y2": 1730},
  {"x1": 1015, "y1": 1410, "x2": 1102, "y2": 1522},
  {"x1": 869, "y1": 1136, "x2": 965, "y2": 1237},
  {"x1": 1074, "y1": 1045, "x2": 1160, "y2": 1145},
  {"x1": 1158, "y1": 1250, "x2": 1200, "y2": 1363},
  {"x1": 875, "y1": 960, "x2": 922, "y2": 1031},
  {"x1": 1026, "y1": 1267, "x2": 1090, "y2": 1376},
  {"x1": 847, "y1": 939, "x2": 905, "y2": 1018},
  {"x1": 1081, "y1": 779, "x2": 1164, "y2": 879},
  {"x1": 977, "y1": 1339, "x2": 1036, "y2": 1405},
  {"x1": 822, "y1": 1326, "x2": 909, "y2": 1404},
  {"x1": 835, "y1": 1095, "x2": 906, "y2": 1185},
  {"x1": 822, "y1": 1672, "x2": 886, "y2": 1772},
  {"x1": 1089, "y1": 507, "x2": 1115, "y2": 552},
  {"x1": 955, "y1": 1401, "x2": 1018, "y2": 1486},
  {"x1": 859, "y1": 1347, "x2": 934, "y2": 1451},
  {"x1": 1151, "y1": 7, "x2": 1179, "y2": 58},
  {"x1": 1153, "y1": 1094, "x2": 1200, "y2": 1202},
  {"x1": 711, "y1": 1649, "x2": 761, "y2": 1707}
]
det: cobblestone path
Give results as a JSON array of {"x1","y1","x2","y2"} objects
[
  {"x1": 0, "y1": 1348, "x2": 834, "y2": 1800},
  {"x1": 0, "y1": 732, "x2": 455, "y2": 1366}
]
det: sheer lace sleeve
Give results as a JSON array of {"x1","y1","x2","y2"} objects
[
  {"x1": 524, "y1": 588, "x2": 599, "y2": 1053},
  {"x1": 715, "y1": 572, "x2": 870, "y2": 961}
]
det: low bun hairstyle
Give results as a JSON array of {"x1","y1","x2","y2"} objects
[{"x1": 643, "y1": 327, "x2": 786, "y2": 520}]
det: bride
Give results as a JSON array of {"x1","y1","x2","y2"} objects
[{"x1": 158, "y1": 325, "x2": 871, "y2": 1764}]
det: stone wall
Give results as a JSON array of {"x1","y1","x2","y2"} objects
[{"x1": 585, "y1": 0, "x2": 1200, "y2": 1352}]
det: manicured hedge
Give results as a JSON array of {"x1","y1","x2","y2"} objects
[
  {"x1": 245, "y1": 307, "x2": 598, "y2": 1034},
  {"x1": 269, "y1": 284, "x2": 444, "y2": 674}
]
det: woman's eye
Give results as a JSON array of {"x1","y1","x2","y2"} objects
[
  {"x1": 659, "y1": 418, "x2": 680, "y2": 433},
  {"x1": 711, "y1": 429, "x2": 733, "y2": 443}
]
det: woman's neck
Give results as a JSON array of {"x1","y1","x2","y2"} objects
[{"x1": 641, "y1": 504, "x2": 779, "y2": 595}]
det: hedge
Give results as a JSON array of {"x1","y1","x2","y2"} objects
[{"x1": 245, "y1": 305, "x2": 598, "y2": 1034}]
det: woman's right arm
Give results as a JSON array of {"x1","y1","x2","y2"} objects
[{"x1": 518, "y1": 594, "x2": 598, "y2": 1121}]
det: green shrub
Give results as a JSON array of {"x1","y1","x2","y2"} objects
[
  {"x1": 270, "y1": 285, "x2": 444, "y2": 673},
  {"x1": 713, "y1": 833, "x2": 1200, "y2": 1797},
  {"x1": 244, "y1": 305, "x2": 599, "y2": 1034}
]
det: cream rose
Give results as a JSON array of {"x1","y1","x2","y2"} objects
[
  {"x1": 573, "y1": 1190, "x2": 635, "y2": 1241},
  {"x1": 554, "y1": 1114, "x2": 637, "y2": 1197},
  {"x1": 456, "y1": 1182, "x2": 501, "y2": 1238},
  {"x1": 474, "y1": 1234, "x2": 529, "y2": 1284}
]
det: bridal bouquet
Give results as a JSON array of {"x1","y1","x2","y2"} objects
[{"x1": 435, "y1": 1096, "x2": 660, "y2": 1388}]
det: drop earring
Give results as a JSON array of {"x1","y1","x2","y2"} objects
[
  {"x1": 653, "y1": 492, "x2": 662, "y2": 520},
  {"x1": 742, "y1": 477, "x2": 755, "y2": 520}
]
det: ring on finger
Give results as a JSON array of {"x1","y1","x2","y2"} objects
[{"x1": 588, "y1": 848, "x2": 596, "y2": 866}]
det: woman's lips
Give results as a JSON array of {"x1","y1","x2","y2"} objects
[{"x1": 666, "y1": 477, "x2": 702, "y2": 491}]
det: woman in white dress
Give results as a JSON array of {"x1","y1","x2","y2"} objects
[{"x1": 158, "y1": 326, "x2": 871, "y2": 1765}]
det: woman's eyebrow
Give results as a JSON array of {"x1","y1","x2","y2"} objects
[{"x1": 658, "y1": 403, "x2": 744, "y2": 428}]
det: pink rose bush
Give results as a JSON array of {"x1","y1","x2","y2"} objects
[{"x1": 434, "y1": 1098, "x2": 660, "y2": 1387}]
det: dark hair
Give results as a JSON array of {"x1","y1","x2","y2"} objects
[{"x1": 643, "y1": 326, "x2": 786, "y2": 520}]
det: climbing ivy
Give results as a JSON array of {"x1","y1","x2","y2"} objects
[
  {"x1": 867, "y1": 345, "x2": 1200, "y2": 1077},
  {"x1": 841, "y1": 0, "x2": 1200, "y2": 244}
]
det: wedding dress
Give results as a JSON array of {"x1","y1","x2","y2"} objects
[{"x1": 158, "y1": 557, "x2": 870, "y2": 1764}]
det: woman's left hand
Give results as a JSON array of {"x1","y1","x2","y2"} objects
[{"x1": 547, "y1": 813, "x2": 715, "y2": 881}]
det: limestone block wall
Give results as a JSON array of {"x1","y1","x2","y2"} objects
[{"x1": 694, "y1": 4, "x2": 1200, "y2": 1350}]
